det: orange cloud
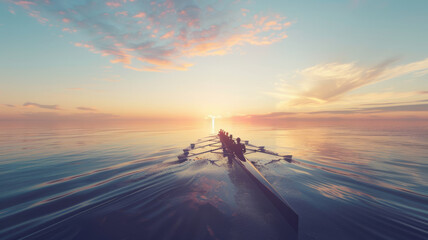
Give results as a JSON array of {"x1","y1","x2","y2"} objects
[
  {"x1": 115, "y1": 11, "x2": 128, "y2": 16},
  {"x1": 11, "y1": 0, "x2": 292, "y2": 72},
  {"x1": 160, "y1": 30, "x2": 174, "y2": 39},
  {"x1": 28, "y1": 11, "x2": 48, "y2": 23},
  {"x1": 133, "y1": 12, "x2": 146, "y2": 18},
  {"x1": 13, "y1": 1, "x2": 35, "y2": 7},
  {"x1": 103, "y1": 49, "x2": 133, "y2": 64},
  {"x1": 269, "y1": 58, "x2": 428, "y2": 111},
  {"x1": 106, "y1": 2, "x2": 121, "y2": 8},
  {"x1": 62, "y1": 27, "x2": 76, "y2": 33}
]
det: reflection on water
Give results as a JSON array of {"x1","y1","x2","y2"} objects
[{"x1": 0, "y1": 120, "x2": 427, "y2": 239}]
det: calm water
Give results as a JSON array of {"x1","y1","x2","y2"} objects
[{"x1": 0, "y1": 120, "x2": 427, "y2": 240}]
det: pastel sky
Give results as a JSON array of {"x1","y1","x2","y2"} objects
[{"x1": 0, "y1": 0, "x2": 427, "y2": 121}]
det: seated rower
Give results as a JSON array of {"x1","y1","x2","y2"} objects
[
  {"x1": 236, "y1": 138, "x2": 246, "y2": 153},
  {"x1": 234, "y1": 137, "x2": 246, "y2": 161},
  {"x1": 229, "y1": 134, "x2": 234, "y2": 146}
]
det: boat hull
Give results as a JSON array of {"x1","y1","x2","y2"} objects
[{"x1": 219, "y1": 136, "x2": 299, "y2": 233}]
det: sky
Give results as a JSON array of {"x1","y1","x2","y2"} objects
[{"x1": 0, "y1": 0, "x2": 427, "y2": 121}]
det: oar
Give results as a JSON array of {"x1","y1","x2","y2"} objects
[
  {"x1": 201, "y1": 135, "x2": 218, "y2": 139},
  {"x1": 178, "y1": 147, "x2": 223, "y2": 160},
  {"x1": 182, "y1": 141, "x2": 221, "y2": 152},
  {"x1": 193, "y1": 137, "x2": 218, "y2": 145},
  {"x1": 245, "y1": 147, "x2": 292, "y2": 160},
  {"x1": 241, "y1": 139, "x2": 292, "y2": 160},
  {"x1": 189, "y1": 141, "x2": 221, "y2": 150}
]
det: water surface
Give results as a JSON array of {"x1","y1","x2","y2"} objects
[{"x1": 0, "y1": 120, "x2": 427, "y2": 239}]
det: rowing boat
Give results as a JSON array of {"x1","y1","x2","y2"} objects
[{"x1": 178, "y1": 133, "x2": 299, "y2": 233}]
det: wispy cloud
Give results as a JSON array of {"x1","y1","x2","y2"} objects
[
  {"x1": 10, "y1": 0, "x2": 291, "y2": 72},
  {"x1": 236, "y1": 111, "x2": 296, "y2": 120},
  {"x1": 23, "y1": 102, "x2": 60, "y2": 110},
  {"x1": 309, "y1": 103, "x2": 428, "y2": 115},
  {"x1": 271, "y1": 58, "x2": 428, "y2": 109},
  {"x1": 3, "y1": 104, "x2": 15, "y2": 108},
  {"x1": 232, "y1": 102, "x2": 428, "y2": 121},
  {"x1": 12, "y1": 1, "x2": 35, "y2": 8},
  {"x1": 0, "y1": 112, "x2": 117, "y2": 121},
  {"x1": 76, "y1": 107, "x2": 97, "y2": 111}
]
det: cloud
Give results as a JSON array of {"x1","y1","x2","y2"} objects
[
  {"x1": 133, "y1": 12, "x2": 146, "y2": 18},
  {"x1": 76, "y1": 107, "x2": 97, "y2": 111},
  {"x1": 309, "y1": 104, "x2": 428, "y2": 115},
  {"x1": 363, "y1": 103, "x2": 428, "y2": 113},
  {"x1": 23, "y1": 102, "x2": 60, "y2": 110},
  {"x1": 3, "y1": 104, "x2": 15, "y2": 107},
  {"x1": 9, "y1": 0, "x2": 291, "y2": 72},
  {"x1": 0, "y1": 112, "x2": 118, "y2": 121},
  {"x1": 62, "y1": 27, "x2": 76, "y2": 33},
  {"x1": 106, "y1": 2, "x2": 122, "y2": 8},
  {"x1": 232, "y1": 103, "x2": 428, "y2": 121},
  {"x1": 13, "y1": 1, "x2": 35, "y2": 8},
  {"x1": 272, "y1": 58, "x2": 428, "y2": 109},
  {"x1": 243, "y1": 111, "x2": 296, "y2": 119},
  {"x1": 360, "y1": 98, "x2": 428, "y2": 106}
]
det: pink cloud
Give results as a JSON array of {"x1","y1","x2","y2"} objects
[
  {"x1": 106, "y1": 2, "x2": 121, "y2": 8},
  {"x1": 241, "y1": 8, "x2": 249, "y2": 16},
  {"x1": 115, "y1": 11, "x2": 128, "y2": 16},
  {"x1": 133, "y1": 12, "x2": 146, "y2": 18},
  {"x1": 10, "y1": 0, "x2": 292, "y2": 72},
  {"x1": 62, "y1": 27, "x2": 71, "y2": 32},
  {"x1": 62, "y1": 27, "x2": 76, "y2": 33},
  {"x1": 28, "y1": 11, "x2": 48, "y2": 23},
  {"x1": 102, "y1": 49, "x2": 133, "y2": 65},
  {"x1": 160, "y1": 30, "x2": 174, "y2": 39},
  {"x1": 13, "y1": 1, "x2": 35, "y2": 7}
]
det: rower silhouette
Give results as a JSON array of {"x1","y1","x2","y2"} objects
[
  {"x1": 234, "y1": 137, "x2": 246, "y2": 161},
  {"x1": 236, "y1": 138, "x2": 246, "y2": 154},
  {"x1": 218, "y1": 130, "x2": 246, "y2": 161}
]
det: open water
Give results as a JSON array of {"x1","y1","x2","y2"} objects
[{"x1": 0, "y1": 120, "x2": 427, "y2": 239}]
